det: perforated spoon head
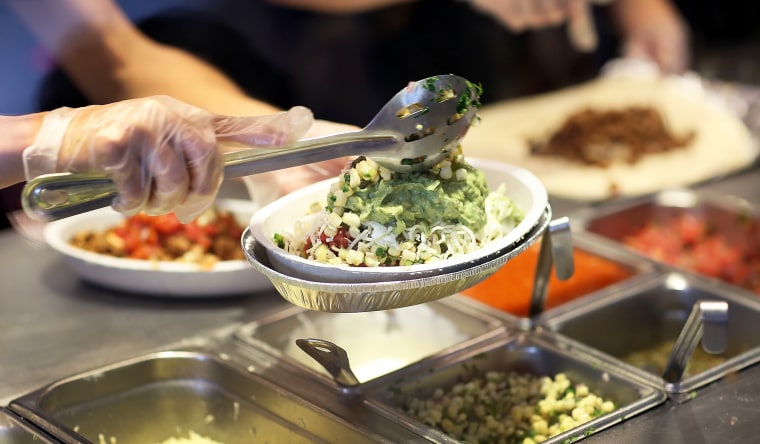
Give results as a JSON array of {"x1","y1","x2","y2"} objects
[{"x1": 365, "y1": 74, "x2": 482, "y2": 172}]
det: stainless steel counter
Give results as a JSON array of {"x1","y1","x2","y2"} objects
[
  {"x1": 1, "y1": 170, "x2": 759, "y2": 442},
  {"x1": 0, "y1": 228, "x2": 290, "y2": 405}
]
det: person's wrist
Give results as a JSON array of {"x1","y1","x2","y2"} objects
[
  {"x1": 22, "y1": 107, "x2": 79, "y2": 179},
  {"x1": 0, "y1": 113, "x2": 45, "y2": 187}
]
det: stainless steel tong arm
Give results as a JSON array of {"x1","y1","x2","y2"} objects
[{"x1": 22, "y1": 132, "x2": 398, "y2": 221}]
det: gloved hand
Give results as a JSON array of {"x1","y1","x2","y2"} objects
[
  {"x1": 242, "y1": 118, "x2": 359, "y2": 205},
  {"x1": 24, "y1": 96, "x2": 313, "y2": 222}
]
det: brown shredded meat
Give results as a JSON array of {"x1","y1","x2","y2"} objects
[{"x1": 529, "y1": 106, "x2": 696, "y2": 167}]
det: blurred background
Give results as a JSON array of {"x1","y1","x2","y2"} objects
[
  {"x1": 1, "y1": 0, "x2": 759, "y2": 118},
  {"x1": 0, "y1": 0, "x2": 185, "y2": 115}
]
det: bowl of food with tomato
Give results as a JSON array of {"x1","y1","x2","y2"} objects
[{"x1": 43, "y1": 199, "x2": 270, "y2": 297}]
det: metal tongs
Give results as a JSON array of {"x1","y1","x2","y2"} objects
[
  {"x1": 22, "y1": 75, "x2": 480, "y2": 222},
  {"x1": 529, "y1": 217, "x2": 575, "y2": 318}
]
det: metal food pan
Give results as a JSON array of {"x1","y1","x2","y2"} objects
[
  {"x1": 9, "y1": 350, "x2": 407, "y2": 444},
  {"x1": 540, "y1": 271, "x2": 760, "y2": 394},
  {"x1": 234, "y1": 296, "x2": 507, "y2": 384},
  {"x1": 458, "y1": 233, "x2": 656, "y2": 319},
  {"x1": 364, "y1": 331, "x2": 665, "y2": 444},
  {"x1": 0, "y1": 408, "x2": 57, "y2": 444},
  {"x1": 573, "y1": 189, "x2": 760, "y2": 295}
]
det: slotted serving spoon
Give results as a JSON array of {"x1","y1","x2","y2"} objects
[{"x1": 22, "y1": 74, "x2": 481, "y2": 221}]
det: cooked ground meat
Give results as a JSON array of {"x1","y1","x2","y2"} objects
[{"x1": 530, "y1": 107, "x2": 696, "y2": 167}]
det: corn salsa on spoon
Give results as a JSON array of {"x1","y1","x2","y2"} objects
[{"x1": 23, "y1": 74, "x2": 482, "y2": 221}]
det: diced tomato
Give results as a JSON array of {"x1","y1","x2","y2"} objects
[
  {"x1": 184, "y1": 223, "x2": 211, "y2": 249},
  {"x1": 129, "y1": 244, "x2": 155, "y2": 260},
  {"x1": 677, "y1": 214, "x2": 705, "y2": 245},
  {"x1": 304, "y1": 226, "x2": 353, "y2": 252},
  {"x1": 330, "y1": 227, "x2": 351, "y2": 249},
  {"x1": 622, "y1": 213, "x2": 760, "y2": 294},
  {"x1": 153, "y1": 214, "x2": 182, "y2": 235}
]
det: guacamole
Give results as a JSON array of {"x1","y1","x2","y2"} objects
[{"x1": 343, "y1": 161, "x2": 489, "y2": 235}]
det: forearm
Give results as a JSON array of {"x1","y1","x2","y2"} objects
[
  {"x1": 108, "y1": 42, "x2": 282, "y2": 116},
  {"x1": 0, "y1": 113, "x2": 45, "y2": 188},
  {"x1": 610, "y1": 0, "x2": 685, "y2": 35},
  {"x1": 266, "y1": 0, "x2": 415, "y2": 13},
  {"x1": 9, "y1": 0, "x2": 282, "y2": 117}
]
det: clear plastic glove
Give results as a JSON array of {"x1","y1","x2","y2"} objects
[
  {"x1": 242, "y1": 119, "x2": 360, "y2": 205},
  {"x1": 23, "y1": 96, "x2": 313, "y2": 222},
  {"x1": 612, "y1": 0, "x2": 690, "y2": 74}
]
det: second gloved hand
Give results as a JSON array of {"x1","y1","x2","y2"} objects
[{"x1": 23, "y1": 96, "x2": 313, "y2": 222}]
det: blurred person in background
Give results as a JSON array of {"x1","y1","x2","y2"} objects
[
  {"x1": 11, "y1": 0, "x2": 690, "y2": 123},
  {"x1": 2, "y1": 0, "x2": 688, "y2": 227}
]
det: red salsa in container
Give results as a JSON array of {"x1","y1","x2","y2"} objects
[{"x1": 622, "y1": 213, "x2": 760, "y2": 294}]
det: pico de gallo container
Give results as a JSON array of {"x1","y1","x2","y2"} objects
[{"x1": 574, "y1": 189, "x2": 760, "y2": 296}]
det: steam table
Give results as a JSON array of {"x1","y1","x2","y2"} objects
[{"x1": 1, "y1": 171, "x2": 759, "y2": 443}]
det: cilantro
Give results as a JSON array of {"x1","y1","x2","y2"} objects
[
  {"x1": 273, "y1": 233, "x2": 285, "y2": 249},
  {"x1": 561, "y1": 385, "x2": 576, "y2": 399},
  {"x1": 423, "y1": 76, "x2": 439, "y2": 92},
  {"x1": 456, "y1": 80, "x2": 483, "y2": 115}
]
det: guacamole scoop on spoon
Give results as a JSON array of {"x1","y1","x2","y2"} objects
[{"x1": 23, "y1": 74, "x2": 482, "y2": 221}]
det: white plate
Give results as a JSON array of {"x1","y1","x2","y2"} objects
[
  {"x1": 249, "y1": 158, "x2": 548, "y2": 283},
  {"x1": 44, "y1": 199, "x2": 272, "y2": 297}
]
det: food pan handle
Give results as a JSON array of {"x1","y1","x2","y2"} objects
[
  {"x1": 662, "y1": 300, "x2": 729, "y2": 384},
  {"x1": 528, "y1": 217, "x2": 575, "y2": 318},
  {"x1": 296, "y1": 338, "x2": 361, "y2": 388}
]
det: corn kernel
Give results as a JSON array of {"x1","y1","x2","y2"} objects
[
  {"x1": 327, "y1": 212, "x2": 342, "y2": 228},
  {"x1": 345, "y1": 249, "x2": 364, "y2": 265},
  {"x1": 323, "y1": 225, "x2": 338, "y2": 238},
  {"x1": 342, "y1": 212, "x2": 361, "y2": 228}
]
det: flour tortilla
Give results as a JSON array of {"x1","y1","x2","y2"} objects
[{"x1": 464, "y1": 75, "x2": 757, "y2": 201}]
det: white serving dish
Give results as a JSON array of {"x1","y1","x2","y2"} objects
[
  {"x1": 44, "y1": 199, "x2": 272, "y2": 297},
  {"x1": 249, "y1": 158, "x2": 548, "y2": 284}
]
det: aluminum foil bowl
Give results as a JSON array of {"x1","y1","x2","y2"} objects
[
  {"x1": 242, "y1": 206, "x2": 551, "y2": 312},
  {"x1": 249, "y1": 158, "x2": 548, "y2": 284}
]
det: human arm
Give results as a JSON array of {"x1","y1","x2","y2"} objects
[
  {"x1": 266, "y1": 0, "x2": 414, "y2": 13},
  {"x1": 610, "y1": 0, "x2": 690, "y2": 73},
  {"x1": 2, "y1": 97, "x2": 313, "y2": 221},
  {"x1": 7, "y1": 0, "x2": 281, "y2": 117},
  {"x1": 0, "y1": 114, "x2": 44, "y2": 189},
  {"x1": 9, "y1": 0, "x2": 356, "y2": 204}
]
